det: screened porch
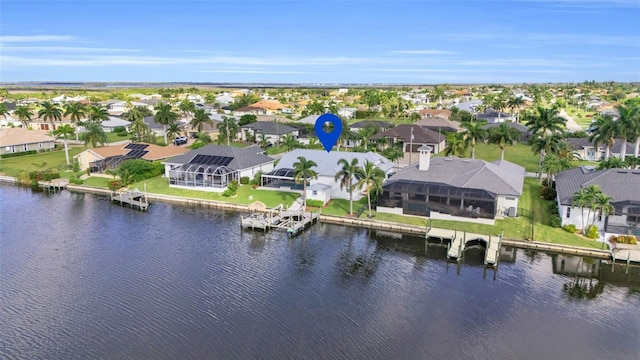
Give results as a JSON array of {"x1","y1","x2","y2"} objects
[
  {"x1": 261, "y1": 168, "x2": 304, "y2": 191},
  {"x1": 168, "y1": 164, "x2": 237, "y2": 189}
]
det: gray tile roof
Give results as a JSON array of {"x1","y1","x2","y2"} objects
[
  {"x1": 240, "y1": 121, "x2": 298, "y2": 135},
  {"x1": 566, "y1": 137, "x2": 634, "y2": 154},
  {"x1": 483, "y1": 122, "x2": 530, "y2": 134},
  {"x1": 349, "y1": 120, "x2": 392, "y2": 129},
  {"x1": 385, "y1": 156, "x2": 525, "y2": 196},
  {"x1": 370, "y1": 124, "x2": 445, "y2": 143},
  {"x1": 415, "y1": 117, "x2": 461, "y2": 132},
  {"x1": 273, "y1": 149, "x2": 395, "y2": 176},
  {"x1": 163, "y1": 144, "x2": 274, "y2": 170},
  {"x1": 555, "y1": 166, "x2": 640, "y2": 205}
]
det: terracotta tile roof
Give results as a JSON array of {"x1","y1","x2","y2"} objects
[
  {"x1": 0, "y1": 128, "x2": 55, "y2": 147},
  {"x1": 89, "y1": 142, "x2": 189, "y2": 160},
  {"x1": 249, "y1": 100, "x2": 286, "y2": 110}
]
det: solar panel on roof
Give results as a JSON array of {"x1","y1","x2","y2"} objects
[
  {"x1": 189, "y1": 154, "x2": 233, "y2": 166},
  {"x1": 127, "y1": 150, "x2": 149, "y2": 158},
  {"x1": 124, "y1": 143, "x2": 149, "y2": 150}
]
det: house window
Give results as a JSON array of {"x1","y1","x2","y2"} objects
[
  {"x1": 597, "y1": 212, "x2": 602, "y2": 222},
  {"x1": 312, "y1": 190, "x2": 318, "y2": 196},
  {"x1": 506, "y1": 197, "x2": 515, "y2": 201},
  {"x1": 566, "y1": 207, "x2": 571, "y2": 218},
  {"x1": 23, "y1": 144, "x2": 28, "y2": 151},
  {"x1": 39, "y1": 142, "x2": 43, "y2": 148}
]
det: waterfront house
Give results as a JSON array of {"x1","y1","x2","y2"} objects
[
  {"x1": 76, "y1": 142, "x2": 189, "y2": 172},
  {"x1": 163, "y1": 145, "x2": 275, "y2": 192},
  {"x1": 555, "y1": 166, "x2": 640, "y2": 238},
  {"x1": 0, "y1": 128, "x2": 56, "y2": 155},
  {"x1": 377, "y1": 146, "x2": 525, "y2": 225},
  {"x1": 101, "y1": 116, "x2": 131, "y2": 133},
  {"x1": 261, "y1": 149, "x2": 394, "y2": 205}
]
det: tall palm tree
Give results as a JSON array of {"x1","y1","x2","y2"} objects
[
  {"x1": 179, "y1": 99, "x2": 196, "y2": 121},
  {"x1": 355, "y1": 160, "x2": 386, "y2": 217},
  {"x1": 444, "y1": 132, "x2": 467, "y2": 157},
  {"x1": 258, "y1": 133, "x2": 270, "y2": 149},
  {"x1": 83, "y1": 121, "x2": 108, "y2": 148},
  {"x1": 525, "y1": 106, "x2": 566, "y2": 139},
  {"x1": 530, "y1": 133, "x2": 563, "y2": 177},
  {"x1": 293, "y1": 156, "x2": 318, "y2": 208},
  {"x1": 540, "y1": 154, "x2": 567, "y2": 187},
  {"x1": 592, "y1": 193, "x2": 615, "y2": 229},
  {"x1": 588, "y1": 114, "x2": 619, "y2": 160},
  {"x1": 64, "y1": 102, "x2": 86, "y2": 141},
  {"x1": 335, "y1": 158, "x2": 363, "y2": 215},
  {"x1": 53, "y1": 124, "x2": 75, "y2": 165},
  {"x1": 507, "y1": 96, "x2": 526, "y2": 122},
  {"x1": 154, "y1": 102, "x2": 178, "y2": 145},
  {"x1": 572, "y1": 188, "x2": 590, "y2": 234},
  {"x1": 280, "y1": 133, "x2": 301, "y2": 152},
  {"x1": 127, "y1": 107, "x2": 149, "y2": 141},
  {"x1": 13, "y1": 106, "x2": 32, "y2": 129},
  {"x1": 87, "y1": 105, "x2": 109, "y2": 124},
  {"x1": 217, "y1": 116, "x2": 239, "y2": 146},
  {"x1": 615, "y1": 103, "x2": 640, "y2": 159},
  {"x1": 189, "y1": 108, "x2": 211, "y2": 133},
  {"x1": 488, "y1": 123, "x2": 521, "y2": 160},
  {"x1": 572, "y1": 185, "x2": 602, "y2": 234},
  {"x1": 166, "y1": 122, "x2": 182, "y2": 143},
  {"x1": 37, "y1": 101, "x2": 62, "y2": 133},
  {"x1": 461, "y1": 121, "x2": 487, "y2": 159},
  {"x1": 596, "y1": 157, "x2": 627, "y2": 170}
]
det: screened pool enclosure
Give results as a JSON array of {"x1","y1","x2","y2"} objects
[{"x1": 167, "y1": 154, "x2": 238, "y2": 189}]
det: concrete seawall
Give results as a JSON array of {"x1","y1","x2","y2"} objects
[{"x1": 61, "y1": 184, "x2": 615, "y2": 260}]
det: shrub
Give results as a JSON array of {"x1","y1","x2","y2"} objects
[
  {"x1": 113, "y1": 126, "x2": 127, "y2": 133},
  {"x1": 585, "y1": 225, "x2": 599, "y2": 239},
  {"x1": 250, "y1": 171, "x2": 264, "y2": 186},
  {"x1": 116, "y1": 131, "x2": 128, "y2": 137},
  {"x1": 117, "y1": 159, "x2": 163, "y2": 184},
  {"x1": 550, "y1": 215, "x2": 562, "y2": 228},
  {"x1": 305, "y1": 199, "x2": 325, "y2": 208},
  {"x1": 1, "y1": 150, "x2": 37, "y2": 158},
  {"x1": 540, "y1": 187, "x2": 557, "y2": 201},
  {"x1": 240, "y1": 176, "x2": 250, "y2": 185},
  {"x1": 222, "y1": 180, "x2": 239, "y2": 197},
  {"x1": 549, "y1": 203, "x2": 559, "y2": 215},
  {"x1": 562, "y1": 224, "x2": 577, "y2": 233},
  {"x1": 609, "y1": 235, "x2": 638, "y2": 245},
  {"x1": 28, "y1": 170, "x2": 60, "y2": 182},
  {"x1": 69, "y1": 178, "x2": 84, "y2": 185},
  {"x1": 108, "y1": 180, "x2": 123, "y2": 191}
]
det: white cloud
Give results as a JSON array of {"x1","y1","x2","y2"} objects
[
  {"x1": 198, "y1": 69, "x2": 311, "y2": 74},
  {"x1": 2, "y1": 46, "x2": 141, "y2": 53},
  {"x1": 0, "y1": 35, "x2": 77, "y2": 43}
]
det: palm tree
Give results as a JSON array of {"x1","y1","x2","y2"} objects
[
  {"x1": 596, "y1": 157, "x2": 627, "y2": 170},
  {"x1": 258, "y1": 133, "x2": 270, "y2": 149},
  {"x1": 530, "y1": 133, "x2": 563, "y2": 177},
  {"x1": 38, "y1": 101, "x2": 62, "y2": 133},
  {"x1": 190, "y1": 108, "x2": 213, "y2": 132},
  {"x1": 335, "y1": 158, "x2": 363, "y2": 215},
  {"x1": 525, "y1": 106, "x2": 566, "y2": 138},
  {"x1": 13, "y1": 106, "x2": 32, "y2": 129},
  {"x1": 592, "y1": 193, "x2": 615, "y2": 229},
  {"x1": 83, "y1": 121, "x2": 108, "y2": 148},
  {"x1": 217, "y1": 116, "x2": 239, "y2": 146},
  {"x1": 293, "y1": 156, "x2": 318, "y2": 208},
  {"x1": 540, "y1": 154, "x2": 567, "y2": 186},
  {"x1": 179, "y1": 98, "x2": 196, "y2": 121},
  {"x1": 64, "y1": 102, "x2": 86, "y2": 141},
  {"x1": 573, "y1": 185, "x2": 603, "y2": 234},
  {"x1": 588, "y1": 114, "x2": 619, "y2": 160},
  {"x1": 53, "y1": 124, "x2": 75, "y2": 165},
  {"x1": 280, "y1": 133, "x2": 301, "y2": 152},
  {"x1": 87, "y1": 105, "x2": 109, "y2": 124},
  {"x1": 488, "y1": 123, "x2": 521, "y2": 160},
  {"x1": 382, "y1": 146, "x2": 404, "y2": 170},
  {"x1": 461, "y1": 121, "x2": 487, "y2": 159},
  {"x1": 355, "y1": 160, "x2": 386, "y2": 217},
  {"x1": 572, "y1": 188, "x2": 590, "y2": 234},
  {"x1": 507, "y1": 96, "x2": 526, "y2": 122},
  {"x1": 0, "y1": 103, "x2": 8, "y2": 119},
  {"x1": 358, "y1": 126, "x2": 378, "y2": 150},
  {"x1": 166, "y1": 122, "x2": 182, "y2": 143},
  {"x1": 127, "y1": 107, "x2": 149, "y2": 140},
  {"x1": 444, "y1": 132, "x2": 467, "y2": 157},
  {"x1": 154, "y1": 102, "x2": 178, "y2": 145},
  {"x1": 615, "y1": 104, "x2": 640, "y2": 159}
]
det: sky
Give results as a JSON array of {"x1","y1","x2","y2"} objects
[{"x1": 1, "y1": 0, "x2": 639, "y2": 84}]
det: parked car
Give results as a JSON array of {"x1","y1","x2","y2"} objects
[{"x1": 173, "y1": 136, "x2": 188, "y2": 146}]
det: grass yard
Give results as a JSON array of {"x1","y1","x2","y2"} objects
[
  {"x1": 83, "y1": 176, "x2": 111, "y2": 188},
  {"x1": 471, "y1": 143, "x2": 540, "y2": 172},
  {"x1": 0, "y1": 147, "x2": 84, "y2": 177},
  {"x1": 104, "y1": 132, "x2": 130, "y2": 143},
  {"x1": 129, "y1": 176, "x2": 300, "y2": 208},
  {"x1": 565, "y1": 105, "x2": 597, "y2": 129}
]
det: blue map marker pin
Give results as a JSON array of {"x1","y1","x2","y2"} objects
[{"x1": 315, "y1": 113, "x2": 342, "y2": 153}]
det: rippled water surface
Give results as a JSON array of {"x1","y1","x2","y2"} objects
[{"x1": 1, "y1": 185, "x2": 639, "y2": 359}]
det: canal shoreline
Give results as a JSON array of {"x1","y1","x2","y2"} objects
[{"x1": 58, "y1": 183, "x2": 614, "y2": 260}]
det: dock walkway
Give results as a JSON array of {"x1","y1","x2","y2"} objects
[{"x1": 241, "y1": 206, "x2": 319, "y2": 235}]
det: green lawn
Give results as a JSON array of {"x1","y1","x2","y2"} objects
[
  {"x1": 565, "y1": 105, "x2": 597, "y2": 129},
  {"x1": 469, "y1": 143, "x2": 540, "y2": 172},
  {"x1": 0, "y1": 147, "x2": 84, "y2": 177},
  {"x1": 105, "y1": 132, "x2": 130, "y2": 143},
  {"x1": 83, "y1": 176, "x2": 111, "y2": 188},
  {"x1": 129, "y1": 176, "x2": 300, "y2": 208}
]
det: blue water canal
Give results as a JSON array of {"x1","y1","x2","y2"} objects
[{"x1": 1, "y1": 185, "x2": 639, "y2": 359}]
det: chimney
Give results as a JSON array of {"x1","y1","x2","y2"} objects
[{"x1": 418, "y1": 145, "x2": 433, "y2": 171}]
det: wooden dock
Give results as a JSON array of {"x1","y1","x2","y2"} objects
[
  {"x1": 430, "y1": 227, "x2": 502, "y2": 268},
  {"x1": 111, "y1": 189, "x2": 149, "y2": 211},
  {"x1": 241, "y1": 206, "x2": 319, "y2": 236},
  {"x1": 39, "y1": 178, "x2": 68, "y2": 192}
]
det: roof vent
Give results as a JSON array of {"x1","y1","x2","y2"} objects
[
  {"x1": 617, "y1": 170, "x2": 628, "y2": 173},
  {"x1": 632, "y1": 171, "x2": 640, "y2": 175},
  {"x1": 462, "y1": 159, "x2": 471, "y2": 162}
]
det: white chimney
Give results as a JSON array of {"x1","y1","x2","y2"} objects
[{"x1": 418, "y1": 145, "x2": 433, "y2": 171}]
